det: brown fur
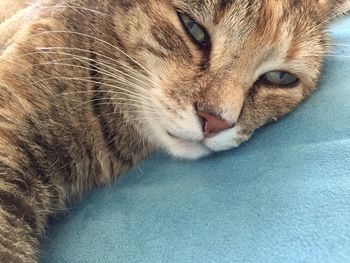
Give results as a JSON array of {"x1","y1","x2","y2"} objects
[{"x1": 0, "y1": 0, "x2": 349, "y2": 261}]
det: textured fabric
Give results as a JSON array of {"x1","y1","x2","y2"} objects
[{"x1": 41, "y1": 17, "x2": 350, "y2": 263}]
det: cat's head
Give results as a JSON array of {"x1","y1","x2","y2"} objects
[{"x1": 111, "y1": 0, "x2": 350, "y2": 159}]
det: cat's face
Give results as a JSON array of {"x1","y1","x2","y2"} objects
[{"x1": 112, "y1": 0, "x2": 349, "y2": 159}]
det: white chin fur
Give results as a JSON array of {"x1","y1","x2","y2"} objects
[
  {"x1": 142, "y1": 116, "x2": 211, "y2": 160},
  {"x1": 150, "y1": 126, "x2": 250, "y2": 160},
  {"x1": 164, "y1": 137, "x2": 212, "y2": 160},
  {"x1": 143, "y1": 116, "x2": 250, "y2": 159},
  {"x1": 204, "y1": 127, "x2": 251, "y2": 152}
]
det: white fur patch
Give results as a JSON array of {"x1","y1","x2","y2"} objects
[
  {"x1": 204, "y1": 127, "x2": 251, "y2": 152},
  {"x1": 139, "y1": 81, "x2": 251, "y2": 160},
  {"x1": 140, "y1": 90, "x2": 211, "y2": 160}
]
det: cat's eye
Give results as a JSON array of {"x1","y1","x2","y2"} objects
[
  {"x1": 261, "y1": 71, "x2": 299, "y2": 87},
  {"x1": 177, "y1": 12, "x2": 210, "y2": 49}
]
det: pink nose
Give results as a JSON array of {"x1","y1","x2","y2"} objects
[{"x1": 198, "y1": 111, "x2": 233, "y2": 136}]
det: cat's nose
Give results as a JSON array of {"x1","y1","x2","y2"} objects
[{"x1": 198, "y1": 111, "x2": 233, "y2": 137}]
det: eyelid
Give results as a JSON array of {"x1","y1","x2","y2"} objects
[
  {"x1": 259, "y1": 71, "x2": 300, "y2": 88},
  {"x1": 177, "y1": 11, "x2": 211, "y2": 50}
]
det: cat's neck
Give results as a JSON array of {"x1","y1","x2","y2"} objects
[{"x1": 0, "y1": 1, "x2": 155, "y2": 199}]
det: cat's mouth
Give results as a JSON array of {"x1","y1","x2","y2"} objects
[
  {"x1": 146, "y1": 103, "x2": 244, "y2": 159},
  {"x1": 165, "y1": 125, "x2": 249, "y2": 159},
  {"x1": 167, "y1": 131, "x2": 205, "y2": 143},
  {"x1": 167, "y1": 131, "x2": 206, "y2": 143}
]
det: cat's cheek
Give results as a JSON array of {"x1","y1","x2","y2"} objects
[{"x1": 204, "y1": 127, "x2": 251, "y2": 152}]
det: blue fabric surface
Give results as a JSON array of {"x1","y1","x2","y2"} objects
[{"x1": 41, "y1": 17, "x2": 350, "y2": 263}]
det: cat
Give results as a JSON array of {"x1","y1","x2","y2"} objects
[{"x1": 0, "y1": 0, "x2": 349, "y2": 262}]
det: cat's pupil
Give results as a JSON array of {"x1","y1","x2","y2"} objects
[
  {"x1": 261, "y1": 71, "x2": 299, "y2": 87},
  {"x1": 189, "y1": 23, "x2": 205, "y2": 42},
  {"x1": 279, "y1": 72, "x2": 287, "y2": 80},
  {"x1": 178, "y1": 12, "x2": 210, "y2": 49}
]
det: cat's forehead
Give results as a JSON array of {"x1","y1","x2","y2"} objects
[
  {"x1": 171, "y1": 0, "x2": 324, "y2": 51},
  {"x1": 173, "y1": 0, "x2": 321, "y2": 22},
  {"x1": 167, "y1": 0, "x2": 326, "y2": 83}
]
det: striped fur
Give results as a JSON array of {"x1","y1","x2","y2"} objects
[{"x1": 0, "y1": 0, "x2": 349, "y2": 261}]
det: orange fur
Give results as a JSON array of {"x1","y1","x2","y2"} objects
[{"x1": 0, "y1": 0, "x2": 349, "y2": 261}]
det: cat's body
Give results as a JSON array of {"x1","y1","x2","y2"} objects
[
  {"x1": 0, "y1": 0, "x2": 349, "y2": 262},
  {"x1": 0, "y1": 1, "x2": 154, "y2": 261}
]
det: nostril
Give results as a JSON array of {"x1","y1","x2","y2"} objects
[
  {"x1": 197, "y1": 111, "x2": 234, "y2": 136},
  {"x1": 198, "y1": 114, "x2": 207, "y2": 133}
]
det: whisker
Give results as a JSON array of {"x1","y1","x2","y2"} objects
[
  {"x1": 72, "y1": 97, "x2": 156, "y2": 112},
  {"x1": 36, "y1": 47, "x2": 158, "y2": 86},
  {"x1": 64, "y1": 4, "x2": 115, "y2": 18},
  {"x1": 319, "y1": 6, "x2": 350, "y2": 28},
  {"x1": 298, "y1": 54, "x2": 350, "y2": 59},
  {"x1": 44, "y1": 103, "x2": 162, "y2": 129},
  {"x1": 32, "y1": 77, "x2": 153, "y2": 102},
  {"x1": 91, "y1": 101, "x2": 156, "y2": 112},
  {"x1": 23, "y1": 30, "x2": 154, "y2": 77},
  {"x1": 333, "y1": 43, "x2": 350, "y2": 48},
  {"x1": 36, "y1": 2, "x2": 116, "y2": 18},
  {"x1": 36, "y1": 60, "x2": 151, "y2": 96},
  {"x1": 59, "y1": 90, "x2": 151, "y2": 104},
  {"x1": 109, "y1": 97, "x2": 156, "y2": 109},
  {"x1": 4, "y1": 49, "x2": 152, "y2": 87},
  {"x1": 35, "y1": 51, "x2": 154, "y2": 91},
  {"x1": 5, "y1": 49, "x2": 158, "y2": 93},
  {"x1": 324, "y1": 55, "x2": 350, "y2": 58},
  {"x1": 60, "y1": 90, "x2": 138, "y2": 96},
  {"x1": 62, "y1": 91, "x2": 153, "y2": 109}
]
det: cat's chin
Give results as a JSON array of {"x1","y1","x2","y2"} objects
[
  {"x1": 155, "y1": 127, "x2": 251, "y2": 160},
  {"x1": 162, "y1": 134, "x2": 212, "y2": 160},
  {"x1": 203, "y1": 127, "x2": 251, "y2": 152}
]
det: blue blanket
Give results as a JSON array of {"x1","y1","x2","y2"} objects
[{"x1": 41, "y1": 17, "x2": 350, "y2": 263}]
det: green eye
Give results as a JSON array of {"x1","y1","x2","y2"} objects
[
  {"x1": 261, "y1": 71, "x2": 299, "y2": 87},
  {"x1": 178, "y1": 12, "x2": 210, "y2": 49}
]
